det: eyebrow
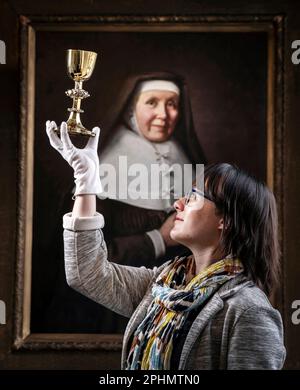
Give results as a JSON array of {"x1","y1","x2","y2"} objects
[{"x1": 192, "y1": 187, "x2": 213, "y2": 202}]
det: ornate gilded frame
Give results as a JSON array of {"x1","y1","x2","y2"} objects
[{"x1": 14, "y1": 15, "x2": 284, "y2": 351}]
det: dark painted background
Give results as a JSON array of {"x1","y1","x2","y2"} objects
[{"x1": 31, "y1": 30, "x2": 267, "y2": 333}]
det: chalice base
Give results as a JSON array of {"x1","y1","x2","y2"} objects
[{"x1": 53, "y1": 119, "x2": 95, "y2": 137}]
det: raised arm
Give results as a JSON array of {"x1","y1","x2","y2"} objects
[
  {"x1": 63, "y1": 209, "x2": 156, "y2": 317},
  {"x1": 46, "y1": 121, "x2": 157, "y2": 317}
]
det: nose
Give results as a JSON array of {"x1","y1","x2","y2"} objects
[
  {"x1": 174, "y1": 197, "x2": 185, "y2": 211},
  {"x1": 156, "y1": 103, "x2": 167, "y2": 119}
]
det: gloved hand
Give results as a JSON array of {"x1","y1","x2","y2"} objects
[{"x1": 46, "y1": 120, "x2": 102, "y2": 197}]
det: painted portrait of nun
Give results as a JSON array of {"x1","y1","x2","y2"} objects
[
  {"x1": 29, "y1": 27, "x2": 269, "y2": 336},
  {"x1": 88, "y1": 72, "x2": 206, "y2": 268}
]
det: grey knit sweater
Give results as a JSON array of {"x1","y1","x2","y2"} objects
[{"x1": 63, "y1": 211, "x2": 286, "y2": 370}]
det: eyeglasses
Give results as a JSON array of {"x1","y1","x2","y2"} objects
[{"x1": 184, "y1": 187, "x2": 214, "y2": 208}]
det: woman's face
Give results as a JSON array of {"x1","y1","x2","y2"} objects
[
  {"x1": 135, "y1": 90, "x2": 179, "y2": 142},
  {"x1": 170, "y1": 189, "x2": 223, "y2": 249}
]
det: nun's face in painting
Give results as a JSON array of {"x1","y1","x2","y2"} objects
[{"x1": 135, "y1": 90, "x2": 179, "y2": 142}]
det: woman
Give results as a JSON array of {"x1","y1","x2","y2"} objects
[{"x1": 46, "y1": 123, "x2": 285, "y2": 369}]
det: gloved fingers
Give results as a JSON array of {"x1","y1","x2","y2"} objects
[
  {"x1": 60, "y1": 122, "x2": 74, "y2": 151},
  {"x1": 86, "y1": 126, "x2": 101, "y2": 150},
  {"x1": 46, "y1": 120, "x2": 64, "y2": 151}
]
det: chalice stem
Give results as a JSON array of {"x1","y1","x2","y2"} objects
[
  {"x1": 72, "y1": 81, "x2": 83, "y2": 111},
  {"x1": 72, "y1": 95, "x2": 82, "y2": 113}
]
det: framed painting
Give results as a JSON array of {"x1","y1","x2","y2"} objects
[{"x1": 15, "y1": 14, "x2": 284, "y2": 350}]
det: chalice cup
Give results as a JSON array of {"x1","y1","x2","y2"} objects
[{"x1": 54, "y1": 49, "x2": 98, "y2": 137}]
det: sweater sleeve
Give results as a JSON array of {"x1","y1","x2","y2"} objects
[
  {"x1": 63, "y1": 212, "x2": 156, "y2": 318},
  {"x1": 227, "y1": 305, "x2": 286, "y2": 369}
]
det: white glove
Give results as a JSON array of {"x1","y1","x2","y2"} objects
[{"x1": 46, "y1": 120, "x2": 102, "y2": 197}]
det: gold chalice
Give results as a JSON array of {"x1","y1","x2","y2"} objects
[{"x1": 54, "y1": 49, "x2": 98, "y2": 137}]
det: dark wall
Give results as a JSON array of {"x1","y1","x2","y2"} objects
[{"x1": 0, "y1": 0, "x2": 300, "y2": 370}]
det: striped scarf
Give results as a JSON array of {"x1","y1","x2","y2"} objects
[{"x1": 126, "y1": 255, "x2": 244, "y2": 370}]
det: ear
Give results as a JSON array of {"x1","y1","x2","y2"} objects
[{"x1": 217, "y1": 217, "x2": 224, "y2": 231}]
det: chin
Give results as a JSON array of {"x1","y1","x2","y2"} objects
[
  {"x1": 148, "y1": 128, "x2": 173, "y2": 142},
  {"x1": 170, "y1": 229, "x2": 184, "y2": 245},
  {"x1": 150, "y1": 134, "x2": 169, "y2": 142}
]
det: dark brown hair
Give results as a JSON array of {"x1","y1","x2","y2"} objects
[{"x1": 204, "y1": 163, "x2": 280, "y2": 296}]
